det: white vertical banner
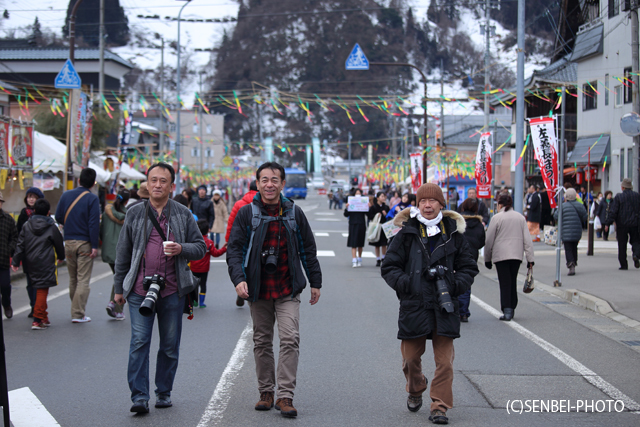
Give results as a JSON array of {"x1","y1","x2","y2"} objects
[
  {"x1": 475, "y1": 132, "x2": 492, "y2": 198},
  {"x1": 409, "y1": 152, "x2": 422, "y2": 192},
  {"x1": 528, "y1": 117, "x2": 558, "y2": 208}
]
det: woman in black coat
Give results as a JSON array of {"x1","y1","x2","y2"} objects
[
  {"x1": 16, "y1": 186, "x2": 44, "y2": 317},
  {"x1": 458, "y1": 198, "x2": 486, "y2": 322},
  {"x1": 595, "y1": 191, "x2": 613, "y2": 241},
  {"x1": 368, "y1": 191, "x2": 390, "y2": 266},
  {"x1": 344, "y1": 188, "x2": 369, "y2": 268}
]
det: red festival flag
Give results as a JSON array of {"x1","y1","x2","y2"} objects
[
  {"x1": 528, "y1": 117, "x2": 559, "y2": 208},
  {"x1": 474, "y1": 132, "x2": 492, "y2": 198}
]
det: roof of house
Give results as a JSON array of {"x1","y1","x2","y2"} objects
[
  {"x1": 569, "y1": 22, "x2": 604, "y2": 62},
  {"x1": 0, "y1": 79, "x2": 17, "y2": 91},
  {"x1": 0, "y1": 48, "x2": 133, "y2": 69}
]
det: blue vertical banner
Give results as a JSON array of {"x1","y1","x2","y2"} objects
[
  {"x1": 312, "y1": 137, "x2": 321, "y2": 174},
  {"x1": 264, "y1": 137, "x2": 274, "y2": 162}
]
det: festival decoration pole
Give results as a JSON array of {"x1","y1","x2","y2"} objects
[{"x1": 555, "y1": 86, "x2": 566, "y2": 288}]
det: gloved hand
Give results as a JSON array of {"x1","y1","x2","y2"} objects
[
  {"x1": 485, "y1": 261, "x2": 492, "y2": 270},
  {"x1": 527, "y1": 262, "x2": 535, "y2": 269}
]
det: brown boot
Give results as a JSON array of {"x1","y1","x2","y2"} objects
[
  {"x1": 275, "y1": 398, "x2": 298, "y2": 417},
  {"x1": 255, "y1": 392, "x2": 274, "y2": 411}
]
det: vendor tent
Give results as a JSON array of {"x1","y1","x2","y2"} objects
[{"x1": 33, "y1": 131, "x2": 111, "y2": 185}]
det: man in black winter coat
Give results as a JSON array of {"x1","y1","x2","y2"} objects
[
  {"x1": 381, "y1": 183, "x2": 478, "y2": 425},
  {"x1": 604, "y1": 178, "x2": 640, "y2": 269},
  {"x1": 191, "y1": 185, "x2": 215, "y2": 232}
]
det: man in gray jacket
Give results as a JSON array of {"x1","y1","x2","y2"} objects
[{"x1": 114, "y1": 163, "x2": 206, "y2": 414}]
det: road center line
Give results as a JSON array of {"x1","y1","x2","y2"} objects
[
  {"x1": 471, "y1": 294, "x2": 640, "y2": 412},
  {"x1": 197, "y1": 321, "x2": 253, "y2": 426},
  {"x1": 5, "y1": 270, "x2": 113, "y2": 319}
]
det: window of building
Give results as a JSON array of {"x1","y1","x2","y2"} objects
[
  {"x1": 205, "y1": 148, "x2": 214, "y2": 158},
  {"x1": 620, "y1": 149, "x2": 625, "y2": 181},
  {"x1": 193, "y1": 123, "x2": 198, "y2": 133},
  {"x1": 204, "y1": 162, "x2": 209, "y2": 169},
  {"x1": 206, "y1": 124, "x2": 212, "y2": 134},
  {"x1": 191, "y1": 148, "x2": 200, "y2": 157},
  {"x1": 628, "y1": 148, "x2": 633, "y2": 179},
  {"x1": 624, "y1": 67, "x2": 632, "y2": 104},
  {"x1": 494, "y1": 152, "x2": 503, "y2": 165},
  {"x1": 169, "y1": 123, "x2": 176, "y2": 132},
  {"x1": 614, "y1": 85, "x2": 623, "y2": 107},
  {"x1": 609, "y1": 0, "x2": 620, "y2": 18},
  {"x1": 0, "y1": 106, "x2": 4, "y2": 115},
  {"x1": 605, "y1": 74, "x2": 609, "y2": 105},
  {"x1": 582, "y1": 81, "x2": 598, "y2": 111}
]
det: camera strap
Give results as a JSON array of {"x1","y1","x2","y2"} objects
[{"x1": 143, "y1": 201, "x2": 170, "y2": 280}]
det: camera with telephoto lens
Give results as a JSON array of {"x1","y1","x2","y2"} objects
[
  {"x1": 261, "y1": 247, "x2": 278, "y2": 274},
  {"x1": 139, "y1": 274, "x2": 166, "y2": 317},
  {"x1": 428, "y1": 265, "x2": 454, "y2": 313}
]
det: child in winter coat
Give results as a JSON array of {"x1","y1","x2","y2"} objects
[
  {"x1": 190, "y1": 219, "x2": 227, "y2": 308},
  {"x1": 11, "y1": 199, "x2": 65, "y2": 330}
]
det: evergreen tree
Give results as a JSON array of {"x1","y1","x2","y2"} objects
[
  {"x1": 62, "y1": 0, "x2": 129, "y2": 47},
  {"x1": 27, "y1": 17, "x2": 43, "y2": 46}
]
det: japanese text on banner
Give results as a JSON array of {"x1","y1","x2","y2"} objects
[
  {"x1": 474, "y1": 132, "x2": 492, "y2": 198},
  {"x1": 528, "y1": 117, "x2": 559, "y2": 209}
]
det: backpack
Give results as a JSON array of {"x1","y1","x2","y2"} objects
[{"x1": 243, "y1": 202, "x2": 298, "y2": 268}]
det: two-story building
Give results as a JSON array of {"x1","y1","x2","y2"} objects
[{"x1": 571, "y1": 0, "x2": 636, "y2": 192}]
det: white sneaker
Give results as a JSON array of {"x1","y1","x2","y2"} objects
[
  {"x1": 357, "y1": 260, "x2": 362, "y2": 267},
  {"x1": 352, "y1": 261, "x2": 357, "y2": 268},
  {"x1": 71, "y1": 316, "x2": 91, "y2": 323},
  {"x1": 114, "y1": 312, "x2": 126, "y2": 321}
]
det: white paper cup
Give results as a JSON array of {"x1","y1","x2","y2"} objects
[{"x1": 163, "y1": 241, "x2": 174, "y2": 255}]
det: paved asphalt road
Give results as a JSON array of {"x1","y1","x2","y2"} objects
[{"x1": 3, "y1": 193, "x2": 640, "y2": 426}]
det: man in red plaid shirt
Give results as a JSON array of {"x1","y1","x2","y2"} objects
[{"x1": 227, "y1": 162, "x2": 322, "y2": 418}]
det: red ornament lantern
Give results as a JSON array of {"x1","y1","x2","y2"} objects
[{"x1": 575, "y1": 170, "x2": 583, "y2": 185}]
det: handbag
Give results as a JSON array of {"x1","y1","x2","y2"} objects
[
  {"x1": 594, "y1": 215, "x2": 602, "y2": 231},
  {"x1": 523, "y1": 266, "x2": 534, "y2": 293},
  {"x1": 366, "y1": 213, "x2": 382, "y2": 243}
]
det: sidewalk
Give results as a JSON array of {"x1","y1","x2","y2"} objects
[{"x1": 481, "y1": 230, "x2": 640, "y2": 327}]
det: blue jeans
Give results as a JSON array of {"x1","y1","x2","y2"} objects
[{"x1": 127, "y1": 292, "x2": 184, "y2": 403}]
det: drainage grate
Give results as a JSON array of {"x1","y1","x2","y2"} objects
[
  {"x1": 540, "y1": 301, "x2": 569, "y2": 305},
  {"x1": 621, "y1": 340, "x2": 640, "y2": 347}
]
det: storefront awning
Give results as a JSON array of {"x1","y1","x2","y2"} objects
[{"x1": 566, "y1": 135, "x2": 610, "y2": 164}]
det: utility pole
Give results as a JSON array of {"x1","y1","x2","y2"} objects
[
  {"x1": 348, "y1": 131, "x2": 352, "y2": 181},
  {"x1": 631, "y1": 5, "x2": 639, "y2": 190},
  {"x1": 98, "y1": 0, "x2": 104, "y2": 99},
  {"x1": 159, "y1": 37, "x2": 165, "y2": 151},
  {"x1": 391, "y1": 106, "x2": 398, "y2": 158},
  {"x1": 514, "y1": 0, "x2": 526, "y2": 213},
  {"x1": 483, "y1": 0, "x2": 491, "y2": 129},
  {"x1": 440, "y1": 58, "x2": 445, "y2": 146},
  {"x1": 554, "y1": 85, "x2": 567, "y2": 288},
  {"x1": 175, "y1": 0, "x2": 193, "y2": 194},
  {"x1": 199, "y1": 71, "x2": 204, "y2": 175}
]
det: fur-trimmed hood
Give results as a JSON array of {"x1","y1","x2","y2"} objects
[
  {"x1": 461, "y1": 214, "x2": 484, "y2": 222},
  {"x1": 393, "y1": 207, "x2": 466, "y2": 234}
]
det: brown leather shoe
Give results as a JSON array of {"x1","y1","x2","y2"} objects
[
  {"x1": 255, "y1": 392, "x2": 274, "y2": 410},
  {"x1": 275, "y1": 398, "x2": 297, "y2": 417}
]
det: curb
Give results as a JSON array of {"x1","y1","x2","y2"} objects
[{"x1": 523, "y1": 274, "x2": 640, "y2": 333}]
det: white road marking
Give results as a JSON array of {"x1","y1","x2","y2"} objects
[
  {"x1": 6, "y1": 270, "x2": 113, "y2": 319},
  {"x1": 197, "y1": 322, "x2": 253, "y2": 426},
  {"x1": 342, "y1": 233, "x2": 349, "y2": 237},
  {"x1": 314, "y1": 232, "x2": 330, "y2": 237},
  {"x1": 314, "y1": 212, "x2": 336, "y2": 216},
  {"x1": 9, "y1": 387, "x2": 60, "y2": 426},
  {"x1": 210, "y1": 260, "x2": 227, "y2": 263},
  {"x1": 317, "y1": 250, "x2": 336, "y2": 257},
  {"x1": 361, "y1": 252, "x2": 376, "y2": 258},
  {"x1": 471, "y1": 294, "x2": 640, "y2": 412},
  {"x1": 315, "y1": 218, "x2": 341, "y2": 222}
]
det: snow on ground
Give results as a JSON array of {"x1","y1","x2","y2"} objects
[{"x1": 2, "y1": 0, "x2": 239, "y2": 107}]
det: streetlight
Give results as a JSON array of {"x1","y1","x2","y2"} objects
[{"x1": 175, "y1": 0, "x2": 192, "y2": 193}]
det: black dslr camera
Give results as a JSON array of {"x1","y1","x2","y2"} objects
[
  {"x1": 261, "y1": 247, "x2": 278, "y2": 275},
  {"x1": 428, "y1": 265, "x2": 454, "y2": 313},
  {"x1": 139, "y1": 274, "x2": 166, "y2": 317}
]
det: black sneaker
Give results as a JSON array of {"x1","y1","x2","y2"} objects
[
  {"x1": 460, "y1": 315, "x2": 468, "y2": 323},
  {"x1": 130, "y1": 400, "x2": 149, "y2": 414},
  {"x1": 28, "y1": 308, "x2": 34, "y2": 318},
  {"x1": 376, "y1": 259, "x2": 381, "y2": 267},
  {"x1": 429, "y1": 409, "x2": 449, "y2": 424},
  {"x1": 634, "y1": 256, "x2": 640, "y2": 269},
  {"x1": 155, "y1": 396, "x2": 172, "y2": 408},
  {"x1": 407, "y1": 395, "x2": 422, "y2": 412}
]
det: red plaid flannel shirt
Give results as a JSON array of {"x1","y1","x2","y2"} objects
[{"x1": 259, "y1": 203, "x2": 291, "y2": 300}]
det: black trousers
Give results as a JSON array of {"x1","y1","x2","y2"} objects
[
  {"x1": 0, "y1": 268, "x2": 11, "y2": 308},
  {"x1": 616, "y1": 226, "x2": 640, "y2": 269},
  {"x1": 192, "y1": 271, "x2": 208, "y2": 294},
  {"x1": 495, "y1": 260, "x2": 521, "y2": 311},
  {"x1": 564, "y1": 241, "x2": 579, "y2": 267}
]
